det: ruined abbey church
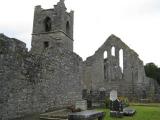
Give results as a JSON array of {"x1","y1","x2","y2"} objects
[{"x1": 0, "y1": 0, "x2": 159, "y2": 119}]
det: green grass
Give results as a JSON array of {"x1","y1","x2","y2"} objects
[
  {"x1": 130, "y1": 103, "x2": 160, "y2": 107},
  {"x1": 99, "y1": 104, "x2": 160, "y2": 120}
]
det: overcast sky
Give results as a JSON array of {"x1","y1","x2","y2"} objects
[{"x1": 0, "y1": 0, "x2": 160, "y2": 66}]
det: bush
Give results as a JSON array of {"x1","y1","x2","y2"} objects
[
  {"x1": 105, "y1": 96, "x2": 129, "y2": 109},
  {"x1": 118, "y1": 96, "x2": 129, "y2": 107},
  {"x1": 105, "y1": 97, "x2": 110, "y2": 108}
]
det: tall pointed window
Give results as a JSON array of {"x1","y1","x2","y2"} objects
[
  {"x1": 104, "y1": 51, "x2": 108, "y2": 80},
  {"x1": 111, "y1": 46, "x2": 115, "y2": 56},
  {"x1": 66, "y1": 21, "x2": 70, "y2": 36},
  {"x1": 44, "y1": 17, "x2": 52, "y2": 32},
  {"x1": 104, "y1": 51, "x2": 108, "y2": 59},
  {"x1": 119, "y1": 49, "x2": 124, "y2": 73}
]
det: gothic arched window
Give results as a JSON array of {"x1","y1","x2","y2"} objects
[
  {"x1": 104, "y1": 51, "x2": 108, "y2": 59},
  {"x1": 44, "y1": 17, "x2": 52, "y2": 32},
  {"x1": 111, "y1": 46, "x2": 115, "y2": 56},
  {"x1": 119, "y1": 49, "x2": 124, "y2": 73}
]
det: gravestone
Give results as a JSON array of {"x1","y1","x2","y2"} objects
[
  {"x1": 87, "y1": 90, "x2": 92, "y2": 109},
  {"x1": 87, "y1": 99, "x2": 92, "y2": 109},
  {"x1": 142, "y1": 90, "x2": 147, "y2": 99},
  {"x1": 110, "y1": 90, "x2": 117, "y2": 101},
  {"x1": 123, "y1": 107, "x2": 136, "y2": 116},
  {"x1": 99, "y1": 88, "x2": 106, "y2": 100},
  {"x1": 75, "y1": 100, "x2": 87, "y2": 110},
  {"x1": 82, "y1": 89, "x2": 88, "y2": 99},
  {"x1": 68, "y1": 110, "x2": 105, "y2": 120},
  {"x1": 109, "y1": 90, "x2": 123, "y2": 118}
]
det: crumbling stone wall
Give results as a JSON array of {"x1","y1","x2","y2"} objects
[
  {"x1": 0, "y1": 34, "x2": 82, "y2": 120},
  {"x1": 83, "y1": 34, "x2": 154, "y2": 99},
  {"x1": 31, "y1": 0, "x2": 74, "y2": 54},
  {"x1": 0, "y1": 0, "x2": 159, "y2": 119}
]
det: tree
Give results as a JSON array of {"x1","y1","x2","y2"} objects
[
  {"x1": 157, "y1": 68, "x2": 160, "y2": 85},
  {"x1": 144, "y1": 63, "x2": 158, "y2": 80}
]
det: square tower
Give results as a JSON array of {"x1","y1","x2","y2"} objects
[{"x1": 31, "y1": 0, "x2": 74, "y2": 54}]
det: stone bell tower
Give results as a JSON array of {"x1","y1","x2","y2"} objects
[{"x1": 31, "y1": 0, "x2": 74, "y2": 54}]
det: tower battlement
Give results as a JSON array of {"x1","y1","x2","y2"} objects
[{"x1": 31, "y1": 0, "x2": 74, "y2": 54}]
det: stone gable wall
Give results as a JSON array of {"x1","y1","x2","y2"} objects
[{"x1": 83, "y1": 34, "x2": 155, "y2": 99}]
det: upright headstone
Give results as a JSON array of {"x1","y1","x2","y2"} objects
[
  {"x1": 99, "y1": 88, "x2": 106, "y2": 100},
  {"x1": 142, "y1": 90, "x2": 147, "y2": 99},
  {"x1": 87, "y1": 90, "x2": 93, "y2": 109},
  {"x1": 82, "y1": 89, "x2": 88, "y2": 99},
  {"x1": 110, "y1": 90, "x2": 117, "y2": 101}
]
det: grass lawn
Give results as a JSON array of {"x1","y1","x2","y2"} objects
[{"x1": 99, "y1": 104, "x2": 160, "y2": 120}]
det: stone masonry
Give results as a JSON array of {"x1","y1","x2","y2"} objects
[
  {"x1": 0, "y1": 0, "x2": 159, "y2": 120},
  {"x1": 31, "y1": 0, "x2": 74, "y2": 54},
  {"x1": 83, "y1": 35, "x2": 155, "y2": 100},
  {"x1": 0, "y1": 33, "x2": 83, "y2": 120},
  {"x1": 0, "y1": 1, "x2": 83, "y2": 119}
]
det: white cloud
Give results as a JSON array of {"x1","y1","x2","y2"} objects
[{"x1": 0, "y1": 0, "x2": 160, "y2": 66}]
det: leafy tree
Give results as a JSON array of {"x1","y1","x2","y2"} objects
[
  {"x1": 144, "y1": 63, "x2": 158, "y2": 80},
  {"x1": 156, "y1": 68, "x2": 160, "y2": 84}
]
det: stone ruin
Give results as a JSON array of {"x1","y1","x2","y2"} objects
[
  {"x1": 0, "y1": 0, "x2": 159, "y2": 119},
  {"x1": 83, "y1": 34, "x2": 155, "y2": 99}
]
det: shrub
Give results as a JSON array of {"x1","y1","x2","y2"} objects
[
  {"x1": 105, "y1": 97, "x2": 110, "y2": 108},
  {"x1": 118, "y1": 96, "x2": 129, "y2": 107}
]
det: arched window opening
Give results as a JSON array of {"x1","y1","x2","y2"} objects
[
  {"x1": 104, "y1": 65, "x2": 107, "y2": 80},
  {"x1": 111, "y1": 46, "x2": 115, "y2": 56},
  {"x1": 119, "y1": 49, "x2": 123, "y2": 73},
  {"x1": 44, "y1": 17, "x2": 52, "y2": 32},
  {"x1": 104, "y1": 51, "x2": 108, "y2": 80},
  {"x1": 104, "y1": 51, "x2": 108, "y2": 59},
  {"x1": 66, "y1": 21, "x2": 70, "y2": 36}
]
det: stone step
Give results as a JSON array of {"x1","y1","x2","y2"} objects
[
  {"x1": 40, "y1": 116, "x2": 68, "y2": 120},
  {"x1": 40, "y1": 108, "x2": 70, "y2": 120},
  {"x1": 40, "y1": 115, "x2": 68, "y2": 119}
]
